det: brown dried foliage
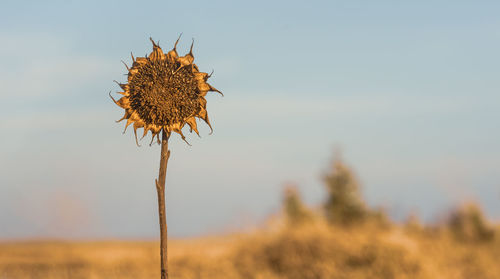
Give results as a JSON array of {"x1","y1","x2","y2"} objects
[{"x1": 110, "y1": 36, "x2": 222, "y2": 145}]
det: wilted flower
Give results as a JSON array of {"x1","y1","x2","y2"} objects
[{"x1": 110, "y1": 36, "x2": 222, "y2": 145}]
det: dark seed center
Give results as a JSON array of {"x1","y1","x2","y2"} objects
[{"x1": 128, "y1": 59, "x2": 200, "y2": 126}]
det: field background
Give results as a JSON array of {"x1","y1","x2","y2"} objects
[
  {"x1": 2, "y1": 216, "x2": 499, "y2": 279},
  {"x1": 2, "y1": 155, "x2": 498, "y2": 279}
]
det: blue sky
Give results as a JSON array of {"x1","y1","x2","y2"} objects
[{"x1": 0, "y1": 0, "x2": 499, "y2": 238}]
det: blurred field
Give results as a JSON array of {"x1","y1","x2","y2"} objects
[
  {"x1": 1, "y1": 157, "x2": 499, "y2": 279},
  {"x1": 0, "y1": 235, "x2": 238, "y2": 279},
  {"x1": 1, "y1": 218, "x2": 499, "y2": 279}
]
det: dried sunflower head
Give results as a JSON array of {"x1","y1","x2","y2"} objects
[{"x1": 110, "y1": 36, "x2": 222, "y2": 145}]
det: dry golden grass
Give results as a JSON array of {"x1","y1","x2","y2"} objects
[{"x1": 1, "y1": 219, "x2": 499, "y2": 279}]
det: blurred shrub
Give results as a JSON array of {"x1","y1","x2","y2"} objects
[
  {"x1": 283, "y1": 185, "x2": 313, "y2": 226},
  {"x1": 447, "y1": 203, "x2": 495, "y2": 242},
  {"x1": 232, "y1": 224, "x2": 422, "y2": 279},
  {"x1": 404, "y1": 213, "x2": 423, "y2": 234}
]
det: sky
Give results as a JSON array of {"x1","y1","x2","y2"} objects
[{"x1": 0, "y1": 0, "x2": 499, "y2": 239}]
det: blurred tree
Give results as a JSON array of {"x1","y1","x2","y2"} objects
[
  {"x1": 283, "y1": 185, "x2": 312, "y2": 225},
  {"x1": 323, "y1": 155, "x2": 367, "y2": 225},
  {"x1": 448, "y1": 203, "x2": 495, "y2": 242}
]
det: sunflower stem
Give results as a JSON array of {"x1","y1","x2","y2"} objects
[{"x1": 156, "y1": 130, "x2": 170, "y2": 279}]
